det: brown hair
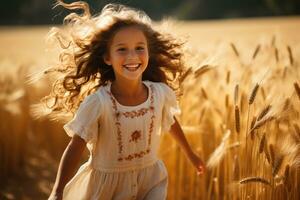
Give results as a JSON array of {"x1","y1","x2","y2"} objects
[{"x1": 36, "y1": 1, "x2": 188, "y2": 120}]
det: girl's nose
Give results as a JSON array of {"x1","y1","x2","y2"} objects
[{"x1": 127, "y1": 49, "x2": 138, "y2": 60}]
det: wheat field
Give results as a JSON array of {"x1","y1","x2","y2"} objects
[{"x1": 0, "y1": 17, "x2": 300, "y2": 199}]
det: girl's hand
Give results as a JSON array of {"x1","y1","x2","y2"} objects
[
  {"x1": 188, "y1": 151, "x2": 205, "y2": 176},
  {"x1": 48, "y1": 192, "x2": 63, "y2": 200}
]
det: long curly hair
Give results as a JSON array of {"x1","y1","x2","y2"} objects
[{"x1": 34, "y1": 0, "x2": 189, "y2": 121}]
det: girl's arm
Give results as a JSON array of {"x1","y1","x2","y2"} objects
[
  {"x1": 48, "y1": 135, "x2": 86, "y2": 199},
  {"x1": 169, "y1": 117, "x2": 205, "y2": 175}
]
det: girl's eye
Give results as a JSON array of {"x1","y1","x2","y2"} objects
[
  {"x1": 136, "y1": 46, "x2": 145, "y2": 51},
  {"x1": 117, "y1": 48, "x2": 126, "y2": 52}
]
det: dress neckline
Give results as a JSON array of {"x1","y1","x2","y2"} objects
[{"x1": 107, "y1": 81, "x2": 151, "y2": 109}]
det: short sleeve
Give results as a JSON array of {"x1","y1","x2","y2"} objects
[
  {"x1": 63, "y1": 93, "x2": 101, "y2": 143},
  {"x1": 160, "y1": 83, "x2": 181, "y2": 133}
]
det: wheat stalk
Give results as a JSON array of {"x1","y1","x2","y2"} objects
[
  {"x1": 272, "y1": 155, "x2": 284, "y2": 176},
  {"x1": 260, "y1": 86, "x2": 266, "y2": 100},
  {"x1": 287, "y1": 45, "x2": 294, "y2": 66},
  {"x1": 271, "y1": 35, "x2": 276, "y2": 46},
  {"x1": 282, "y1": 98, "x2": 290, "y2": 112},
  {"x1": 207, "y1": 130, "x2": 231, "y2": 168},
  {"x1": 292, "y1": 124, "x2": 300, "y2": 142},
  {"x1": 201, "y1": 87, "x2": 208, "y2": 99},
  {"x1": 252, "y1": 44, "x2": 261, "y2": 60},
  {"x1": 264, "y1": 145, "x2": 271, "y2": 164},
  {"x1": 269, "y1": 144, "x2": 275, "y2": 166},
  {"x1": 235, "y1": 105, "x2": 241, "y2": 134},
  {"x1": 284, "y1": 164, "x2": 290, "y2": 183},
  {"x1": 250, "y1": 115, "x2": 257, "y2": 130},
  {"x1": 234, "y1": 84, "x2": 239, "y2": 105},
  {"x1": 249, "y1": 116, "x2": 275, "y2": 134},
  {"x1": 257, "y1": 105, "x2": 272, "y2": 121},
  {"x1": 230, "y1": 42, "x2": 239, "y2": 57},
  {"x1": 282, "y1": 66, "x2": 288, "y2": 79},
  {"x1": 227, "y1": 142, "x2": 240, "y2": 150},
  {"x1": 294, "y1": 82, "x2": 300, "y2": 100},
  {"x1": 225, "y1": 94, "x2": 229, "y2": 108},
  {"x1": 249, "y1": 83, "x2": 259, "y2": 105},
  {"x1": 240, "y1": 93, "x2": 245, "y2": 113},
  {"x1": 259, "y1": 133, "x2": 266, "y2": 154},
  {"x1": 250, "y1": 115, "x2": 257, "y2": 139},
  {"x1": 239, "y1": 177, "x2": 272, "y2": 186},
  {"x1": 246, "y1": 83, "x2": 259, "y2": 148},
  {"x1": 274, "y1": 47, "x2": 279, "y2": 63},
  {"x1": 198, "y1": 106, "x2": 207, "y2": 123},
  {"x1": 194, "y1": 64, "x2": 213, "y2": 78},
  {"x1": 233, "y1": 155, "x2": 239, "y2": 181},
  {"x1": 293, "y1": 123, "x2": 300, "y2": 136},
  {"x1": 226, "y1": 70, "x2": 231, "y2": 84}
]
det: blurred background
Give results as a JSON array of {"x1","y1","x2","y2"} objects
[
  {"x1": 1, "y1": 0, "x2": 300, "y2": 24},
  {"x1": 0, "y1": 0, "x2": 300, "y2": 200}
]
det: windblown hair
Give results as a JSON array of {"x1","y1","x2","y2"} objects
[{"x1": 34, "y1": 0, "x2": 188, "y2": 121}]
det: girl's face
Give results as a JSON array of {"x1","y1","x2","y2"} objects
[{"x1": 104, "y1": 26, "x2": 149, "y2": 81}]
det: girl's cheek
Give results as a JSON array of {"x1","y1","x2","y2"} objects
[
  {"x1": 137, "y1": 51, "x2": 148, "y2": 58},
  {"x1": 136, "y1": 51, "x2": 144, "y2": 55}
]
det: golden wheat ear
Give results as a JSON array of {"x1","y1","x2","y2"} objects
[
  {"x1": 239, "y1": 177, "x2": 272, "y2": 187},
  {"x1": 252, "y1": 44, "x2": 261, "y2": 60},
  {"x1": 234, "y1": 105, "x2": 240, "y2": 134},
  {"x1": 294, "y1": 82, "x2": 300, "y2": 101},
  {"x1": 287, "y1": 45, "x2": 294, "y2": 66},
  {"x1": 193, "y1": 64, "x2": 214, "y2": 79}
]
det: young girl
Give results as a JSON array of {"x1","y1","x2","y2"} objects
[{"x1": 45, "y1": 1, "x2": 205, "y2": 199}]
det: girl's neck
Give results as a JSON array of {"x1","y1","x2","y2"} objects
[{"x1": 111, "y1": 79, "x2": 145, "y2": 98}]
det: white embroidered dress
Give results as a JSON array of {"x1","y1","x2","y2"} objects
[{"x1": 62, "y1": 81, "x2": 180, "y2": 200}]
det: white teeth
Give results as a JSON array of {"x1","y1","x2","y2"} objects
[
  {"x1": 124, "y1": 64, "x2": 139, "y2": 68},
  {"x1": 123, "y1": 64, "x2": 140, "y2": 72}
]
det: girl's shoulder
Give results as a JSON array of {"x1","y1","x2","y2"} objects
[
  {"x1": 95, "y1": 84, "x2": 109, "y2": 97},
  {"x1": 145, "y1": 80, "x2": 170, "y2": 90},
  {"x1": 81, "y1": 84, "x2": 108, "y2": 108},
  {"x1": 146, "y1": 81, "x2": 173, "y2": 93},
  {"x1": 145, "y1": 81, "x2": 175, "y2": 100}
]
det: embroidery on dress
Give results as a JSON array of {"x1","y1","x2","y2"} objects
[
  {"x1": 129, "y1": 130, "x2": 142, "y2": 143},
  {"x1": 123, "y1": 108, "x2": 149, "y2": 118},
  {"x1": 107, "y1": 83, "x2": 155, "y2": 162}
]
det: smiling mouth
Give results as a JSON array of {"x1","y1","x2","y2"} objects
[{"x1": 123, "y1": 64, "x2": 141, "y2": 72}]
